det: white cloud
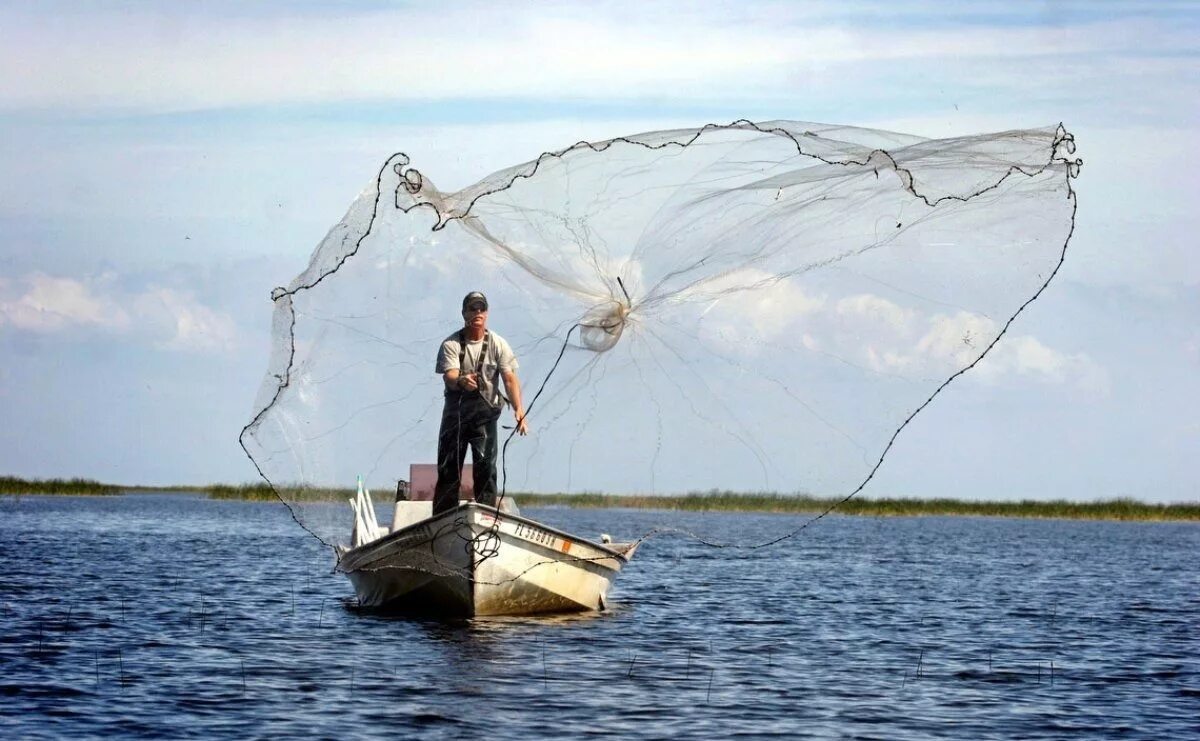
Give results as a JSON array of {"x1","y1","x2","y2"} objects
[
  {"x1": 0, "y1": 272, "x2": 238, "y2": 353},
  {"x1": 916, "y1": 311, "x2": 999, "y2": 369},
  {"x1": 681, "y1": 277, "x2": 1105, "y2": 392},
  {"x1": 689, "y1": 269, "x2": 825, "y2": 349},
  {"x1": 0, "y1": 4, "x2": 1193, "y2": 113},
  {"x1": 789, "y1": 294, "x2": 1111, "y2": 394},
  {"x1": 0, "y1": 272, "x2": 129, "y2": 332},
  {"x1": 132, "y1": 288, "x2": 238, "y2": 353},
  {"x1": 837, "y1": 293, "x2": 914, "y2": 332},
  {"x1": 909, "y1": 310, "x2": 1109, "y2": 394},
  {"x1": 981, "y1": 334, "x2": 1110, "y2": 396}
]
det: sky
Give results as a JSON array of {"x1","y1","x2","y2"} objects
[{"x1": 0, "y1": 1, "x2": 1196, "y2": 502}]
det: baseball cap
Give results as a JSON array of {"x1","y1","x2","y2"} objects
[{"x1": 462, "y1": 291, "x2": 488, "y2": 310}]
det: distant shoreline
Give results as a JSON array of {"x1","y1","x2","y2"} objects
[
  {"x1": 520, "y1": 492, "x2": 1200, "y2": 522},
  {"x1": 0, "y1": 476, "x2": 123, "y2": 496},
  {"x1": 4, "y1": 476, "x2": 1197, "y2": 522}
]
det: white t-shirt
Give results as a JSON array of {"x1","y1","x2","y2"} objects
[{"x1": 436, "y1": 330, "x2": 518, "y2": 409}]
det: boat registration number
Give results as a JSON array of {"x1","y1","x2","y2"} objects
[{"x1": 512, "y1": 521, "x2": 572, "y2": 553}]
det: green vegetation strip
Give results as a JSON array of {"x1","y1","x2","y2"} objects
[
  {"x1": 205, "y1": 482, "x2": 279, "y2": 500},
  {"x1": 203, "y1": 485, "x2": 1198, "y2": 520},
  {"x1": 4, "y1": 476, "x2": 1196, "y2": 520},
  {"x1": 516, "y1": 491, "x2": 1200, "y2": 521},
  {"x1": 205, "y1": 483, "x2": 361, "y2": 502},
  {"x1": 0, "y1": 476, "x2": 122, "y2": 496}
]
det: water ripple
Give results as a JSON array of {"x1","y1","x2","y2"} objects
[{"x1": 0, "y1": 494, "x2": 1197, "y2": 739}]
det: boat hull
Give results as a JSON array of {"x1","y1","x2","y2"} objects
[{"x1": 337, "y1": 503, "x2": 635, "y2": 617}]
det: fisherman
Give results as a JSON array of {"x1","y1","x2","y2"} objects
[{"x1": 433, "y1": 291, "x2": 528, "y2": 515}]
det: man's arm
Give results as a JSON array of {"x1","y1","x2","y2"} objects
[
  {"x1": 438, "y1": 339, "x2": 477, "y2": 392},
  {"x1": 443, "y1": 368, "x2": 479, "y2": 392},
  {"x1": 501, "y1": 369, "x2": 528, "y2": 436}
]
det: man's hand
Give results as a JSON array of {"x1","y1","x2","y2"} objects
[
  {"x1": 459, "y1": 373, "x2": 479, "y2": 392},
  {"x1": 501, "y1": 369, "x2": 527, "y2": 435}
]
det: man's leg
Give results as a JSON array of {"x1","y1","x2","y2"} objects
[
  {"x1": 433, "y1": 402, "x2": 467, "y2": 515},
  {"x1": 470, "y1": 412, "x2": 500, "y2": 508}
]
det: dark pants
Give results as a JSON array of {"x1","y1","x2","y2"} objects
[{"x1": 434, "y1": 394, "x2": 500, "y2": 515}]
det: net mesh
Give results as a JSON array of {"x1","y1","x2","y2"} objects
[{"x1": 240, "y1": 119, "x2": 1080, "y2": 558}]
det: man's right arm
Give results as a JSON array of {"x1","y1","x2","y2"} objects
[
  {"x1": 443, "y1": 369, "x2": 479, "y2": 392},
  {"x1": 438, "y1": 338, "x2": 480, "y2": 392},
  {"x1": 439, "y1": 339, "x2": 478, "y2": 391},
  {"x1": 438, "y1": 339, "x2": 466, "y2": 391}
]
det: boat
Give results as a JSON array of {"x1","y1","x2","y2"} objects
[{"x1": 334, "y1": 469, "x2": 639, "y2": 616}]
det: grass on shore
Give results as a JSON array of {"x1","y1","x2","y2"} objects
[
  {"x1": 202, "y1": 485, "x2": 1200, "y2": 521},
  {"x1": 0, "y1": 477, "x2": 346, "y2": 501},
  {"x1": 4, "y1": 476, "x2": 1196, "y2": 521},
  {"x1": 205, "y1": 482, "x2": 279, "y2": 500},
  {"x1": 0, "y1": 476, "x2": 122, "y2": 496},
  {"x1": 516, "y1": 491, "x2": 1200, "y2": 521},
  {"x1": 204, "y1": 482, "x2": 352, "y2": 502}
]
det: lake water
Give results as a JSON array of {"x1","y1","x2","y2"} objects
[{"x1": 1, "y1": 493, "x2": 1197, "y2": 739}]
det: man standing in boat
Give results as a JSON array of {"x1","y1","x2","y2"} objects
[{"x1": 434, "y1": 291, "x2": 528, "y2": 515}]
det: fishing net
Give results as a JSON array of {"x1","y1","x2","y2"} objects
[{"x1": 240, "y1": 119, "x2": 1079, "y2": 559}]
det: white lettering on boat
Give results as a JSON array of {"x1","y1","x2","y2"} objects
[{"x1": 512, "y1": 521, "x2": 559, "y2": 549}]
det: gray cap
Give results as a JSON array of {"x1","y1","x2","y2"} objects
[{"x1": 462, "y1": 291, "x2": 488, "y2": 310}]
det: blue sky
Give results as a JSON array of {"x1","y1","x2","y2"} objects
[{"x1": 0, "y1": 1, "x2": 1196, "y2": 501}]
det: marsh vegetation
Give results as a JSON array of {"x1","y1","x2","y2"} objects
[
  {"x1": 4, "y1": 476, "x2": 1194, "y2": 520},
  {"x1": 0, "y1": 476, "x2": 121, "y2": 496},
  {"x1": 517, "y1": 491, "x2": 1200, "y2": 521}
]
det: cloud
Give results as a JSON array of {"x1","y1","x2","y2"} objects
[
  {"x1": 132, "y1": 288, "x2": 239, "y2": 353},
  {"x1": 0, "y1": 272, "x2": 129, "y2": 332},
  {"x1": 916, "y1": 311, "x2": 999, "y2": 369},
  {"x1": 0, "y1": 272, "x2": 238, "y2": 353},
  {"x1": 690, "y1": 269, "x2": 825, "y2": 349},
  {"x1": 911, "y1": 310, "x2": 1110, "y2": 394},
  {"x1": 674, "y1": 274, "x2": 1107, "y2": 392},
  {"x1": 794, "y1": 292, "x2": 1109, "y2": 393},
  {"x1": 0, "y1": 3, "x2": 1194, "y2": 113},
  {"x1": 837, "y1": 293, "x2": 914, "y2": 332},
  {"x1": 982, "y1": 333, "x2": 1111, "y2": 396}
]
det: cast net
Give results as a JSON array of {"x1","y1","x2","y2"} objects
[{"x1": 240, "y1": 119, "x2": 1079, "y2": 565}]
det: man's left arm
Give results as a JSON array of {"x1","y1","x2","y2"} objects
[{"x1": 501, "y1": 370, "x2": 528, "y2": 436}]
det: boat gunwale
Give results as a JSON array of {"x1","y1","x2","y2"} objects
[{"x1": 337, "y1": 501, "x2": 631, "y2": 572}]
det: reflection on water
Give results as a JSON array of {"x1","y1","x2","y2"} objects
[{"x1": 1, "y1": 493, "x2": 1197, "y2": 739}]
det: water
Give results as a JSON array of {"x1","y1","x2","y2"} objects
[{"x1": 1, "y1": 494, "x2": 1196, "y2": 739}]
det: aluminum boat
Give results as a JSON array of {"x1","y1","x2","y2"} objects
[{"x1": 335, "y1": 475, "x2": 638, "y2": 616}]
